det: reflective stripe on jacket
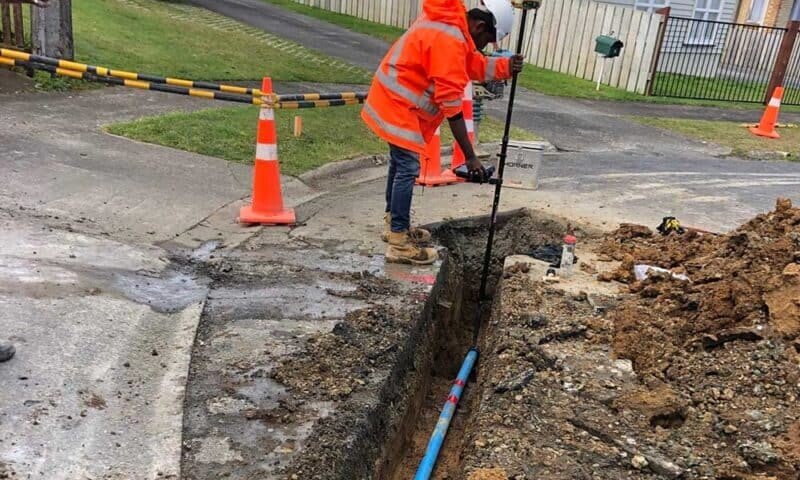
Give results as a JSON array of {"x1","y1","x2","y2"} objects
[{"x1": 361, "y1": 0, "x2": 512, "y2": 154}]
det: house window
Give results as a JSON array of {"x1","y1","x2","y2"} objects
[
  {"x1": 635, "y1": 0, "x2": 668, "y2": 14},
  {"x1": 746, "y1": 0, "x2": 768, "y2": 23},
  {"x1": 687, "y1": 0, "x2": 725, "y2": 44}
]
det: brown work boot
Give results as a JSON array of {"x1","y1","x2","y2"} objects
[
  {"x1": 385, "y1": 231, "x2": 438, "y2": 265},
  {"x1": 381, "y1": 214, "x2": 432, "y2": 243}
]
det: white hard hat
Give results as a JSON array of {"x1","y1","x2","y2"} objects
[{"x1": 481, "y1": 0, "x2": 515, "y2": 42}]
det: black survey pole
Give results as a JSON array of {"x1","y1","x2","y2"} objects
[
  {"x1": 471, "y1": 4, "x2": 538, "y2": 345},
  {"x1": 478, "y1": 5, "x2": 535, "y2": 302}
]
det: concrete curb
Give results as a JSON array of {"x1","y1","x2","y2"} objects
[{"x1": 298, "y1": 154, "x2": 388, "y2": 186}]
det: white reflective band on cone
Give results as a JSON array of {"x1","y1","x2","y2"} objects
[
  {"x1": 256, "y1": 144, "x2": 278, "y2": 160},
  {"x1": 259, "y1": 108, "x2": 275, "y2": 120}
]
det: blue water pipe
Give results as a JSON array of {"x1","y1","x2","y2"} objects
[{"x1": 413, "y1": 348, "x2": 479, "y2": 480}]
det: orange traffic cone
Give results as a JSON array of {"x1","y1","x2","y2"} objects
[
  {"x1": 451, "y1": 82, "x2": 475, "y2": 170},
  {"x1": 750, "y1": 86, "x2": 783, "y2": 139},
  {"x1": 416, "y1": 127, "x2": 461, "y2": 187},
  {"x1": 239, "y1": 77, "x2": 296, "y2": 225}
]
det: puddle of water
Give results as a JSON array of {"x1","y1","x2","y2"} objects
[
  {"x1": 237, "y1": 377, "x2": 287, "y2": 411},
  {"x1": 0, "y1": 256, "x2": 208, "y2": 313},
  {"x1": 191, "y1": 240, "x2": 221, "y2": 262},
  {"x1": 112, "y1": 269, "x2": 209, "y2": 313}
]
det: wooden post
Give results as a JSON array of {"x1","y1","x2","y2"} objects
[
  {"x1": 32, "y1": 0, "x2": 73, "y2": 60},
  {"x1": 12, "y1": 4, "x2": 24, "y2": 48},
  {"x1": 765, "y1": 20, "x2": 800, "y2": 104},
  {"x1": 646, "y1": 6, "x2": 670, "y2": 96},
  {"x1": 293, "y1": 115, "x2": 303, "y2": 137},
  {"x1": 1, "y1": 3, "x2": 11, "y2": 46}
]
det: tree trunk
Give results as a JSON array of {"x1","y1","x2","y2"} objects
[{"x1": 32, "y1": 0, "x2": 73, "y2": 60}]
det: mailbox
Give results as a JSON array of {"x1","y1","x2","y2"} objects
[{"x1": 594, "y1": 35, "x2": 624, "y2": 58}]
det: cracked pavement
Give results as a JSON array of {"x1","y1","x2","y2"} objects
[{"x1": 2, "y1": 53, "x2": 800, "y2": 478}]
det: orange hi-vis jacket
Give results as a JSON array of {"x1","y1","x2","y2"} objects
[{"x1": 361, "y1": 0, "x2": 513, "y2": 155}]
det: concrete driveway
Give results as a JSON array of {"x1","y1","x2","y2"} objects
[{"x1": 0, "y1": 87, "x2": 317, "y2": 479}]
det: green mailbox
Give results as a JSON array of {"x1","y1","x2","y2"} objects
[{"x1": 595, "y1": 35, "x2": 624, "y2": 58}]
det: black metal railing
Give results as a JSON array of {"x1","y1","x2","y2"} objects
[{"x1": 650, "y1": 16, "x2": 799, "y2": 104}]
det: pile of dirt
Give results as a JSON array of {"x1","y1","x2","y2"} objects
[
  {"x1": 596, "y1": 198, "x2": 800, "y2": 478},
  {"x1": 460, "y1": 201, "x2": 799, "y2": 479},
  {"x1": 599, "y1": 198, "x2": 800, "y2": 374}
]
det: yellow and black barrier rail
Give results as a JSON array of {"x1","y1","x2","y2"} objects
[
  {"x1": 1, "y1": 53, "x2": 367, "y2": 109},
  {"x1": 0, "y1": 47, "x2": 261, "y2": 97},
  {"x1": 1, "y1": 56, "x2": 260, "y2": 105},
  {"x1": 277, "y1": 98, "x2": 363, "y2": 109},
  {"x1": 276, "y1": 92, "x2": 366, "y2": 102}
]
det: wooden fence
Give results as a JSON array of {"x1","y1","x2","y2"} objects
[
  {"x1": 292, "y1": 0, "x2": 663, "y2": 93},
  {"x1": 292, "y1": 0, "x2": 423, "y2": 28},
  {"x1": 0, "y1": 1, "x2": 27, "y2": 49}
]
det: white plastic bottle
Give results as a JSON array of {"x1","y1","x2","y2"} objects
[{"x1": 560, "y1": 235, "x2": 577, "y2": 278}]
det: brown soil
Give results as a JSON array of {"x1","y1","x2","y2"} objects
[
  {"x1": 598, "y1": 198, "x2": 800, "y2": 478},
  {"x1": 601, "y1": 199, "x2": 799, "y2": 373},
  {"x1": 460, "y1": 200, "x2": 800, "y2": 479},
  {"x1": 391, "y1": 379, "x2": 473, "y2": 480},
  {"x1": 468, "y1": 468, "x2": 508, "y2": 479}
]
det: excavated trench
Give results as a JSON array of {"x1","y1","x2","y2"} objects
[{"x1": 376, "y1": 209, "x2": 575, "y2": 480}]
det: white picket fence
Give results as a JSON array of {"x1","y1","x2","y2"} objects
[
  {"x1": 292, "y1": 0, "x2": 664, "y2": 93},
  {"x1": 293, "y1": 0, "x2": 425, "y2": 28}
]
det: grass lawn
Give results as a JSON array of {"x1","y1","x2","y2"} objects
[
  {"x1": 106, "y1": 106, "x2": 538, "y2": 176},
  {"x1": 69, "y1": 0, "x2": 368, "y2": 83},
  {"x1": 630, "y1": 116, "x2": 800, "y2": 161},
  {"x1": 261, "y1": 0, "x2": 404, "y2": 43},
  {"x1": 650, "y1": 72, "x2": 774, "y2": 104}
]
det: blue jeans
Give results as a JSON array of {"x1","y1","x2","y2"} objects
[{"x1": 385, "y1": 144, "x2": 420, "y2": 233}]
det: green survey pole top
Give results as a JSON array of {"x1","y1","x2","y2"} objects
[{"x1": 513, "y1": 0, "x2": 540, "y2": 9}]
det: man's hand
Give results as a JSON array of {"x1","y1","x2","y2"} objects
[
  {"x1": 466, "y1": 155, "x2": 487, "y2": 183},
  {"x1": 511, "y1": 54, "x2": 525, "y2": 75}
]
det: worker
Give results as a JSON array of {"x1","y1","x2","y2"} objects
[
  {"x1": 362, "y1": 0, "x2": 523, "y2": 265},
  {"x1": 2, "y1": 0, "x2": 50, "y2": 363}
]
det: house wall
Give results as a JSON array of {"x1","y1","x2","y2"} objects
[
  {"x1": 776, "y1": 0, "x2": 792, "y2": 25},
  {"x1": 593, "y1": 0, "x2": 737, "y2": 22},
  {"x1": 672, "y1": 0, "x2": 737, "y2": 21},
  {"x1": 736, "y1": 0, "x2": 782, "y2": 25}
]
